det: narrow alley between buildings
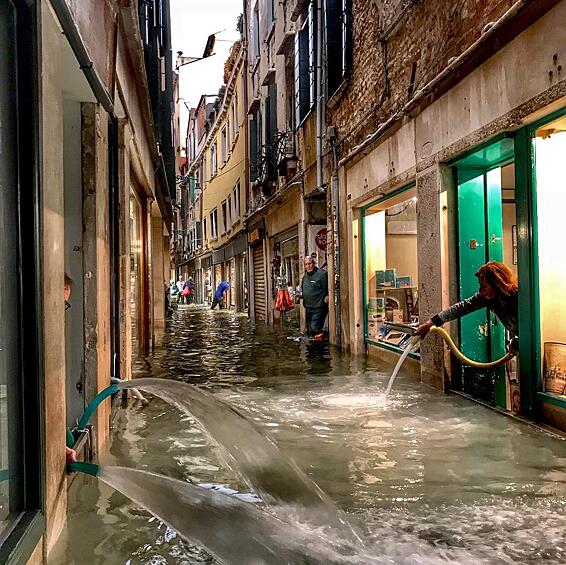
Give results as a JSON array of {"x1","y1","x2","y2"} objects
[
  {"x1": 2, "y1": 0, "x2": 566, "y2": 563},
  {"x1": 53, "y1": 306, "x2": 566, "y2": 564}
]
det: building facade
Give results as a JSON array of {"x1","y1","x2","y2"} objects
[
  {"x1": 240, "y1": 0, "x2": 566, "y2": 432},
  {"x1": 244, "y1": 0, "x2": 329, "y2": 328},
  {"x1": 326, "y1": 0, "x2": 566, "y2": 432},
  {"x1": 182, "y1": 42, "x2": 249, "y2": 311},
  {"x1": 0, "y1": 0, "x2": 174, "y2": 562}
]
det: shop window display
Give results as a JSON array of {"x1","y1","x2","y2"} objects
[
  {"x1": 362, "y1": 189, "x2": 419, "y2": 352},
  {"x1": 272, "y1": 236, "x2": 300, "y2": 323},
  {"x1": 533, "y1": 115, "x2": 566, "y2": 399}
]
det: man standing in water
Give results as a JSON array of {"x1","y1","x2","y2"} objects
[
  {"x1": 300, "y1": 256, "x2": 329, "y2": 340},
  {"x1": 211, "y1": 280, "x2": 230, "y2": 309}
]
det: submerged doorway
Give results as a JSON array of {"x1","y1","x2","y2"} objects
[
  {"x1": 452, "y1": 138, "x2": 517, "y2": 410},
  {"x1": 130, "y1": 188, "x2": 148, "y2": 364}
]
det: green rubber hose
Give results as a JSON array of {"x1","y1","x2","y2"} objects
[
  {"x1": 66, "y1": 428, "x2": 75, "y2": 448},
  {"x1": 77, "y1": 384, "x2": 120, "y2": 431},
  {"x1": 67, "y1": 461, "x2": 100, "y2": 476}
]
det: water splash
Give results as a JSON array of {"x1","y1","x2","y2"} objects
[
  {"x1": 385, "y1": 336, "x2": 421, "y2": 395},
  {"x1": 97, "y1": 465, "x2": 375, "y2": 565},
  {"x1": 119, "y1": 378, "x2": 362, "y2": 546}
]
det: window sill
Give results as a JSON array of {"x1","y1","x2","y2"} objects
[
  {"x1": 326, "y1": 77, "x2": 350, "y2": 110},
  {"x1": 1, "y1": 511, "x2": 45, "y2": 565},
  {"x1": 364, "y1": 336, "x2": 421, "y2": 360},
  {"x1": 265, "y1": 20, "x2": 276, "y2": 44},
  {"x1": 538, "y1": 391, "x2": 566, "y2": 410},
  {"x1": 297, "y1": 105, "x2": 316, "y2": 130}
]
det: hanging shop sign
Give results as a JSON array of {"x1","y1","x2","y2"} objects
[
  {"x1": 315, "y1": 228, "x2": 327, "y2": 250},
  {"x1": 307, "y1": 224, "x2": 327, "y2": 268},
  {"x1": 248, "y1": 228, "x2": 262, "y2": 244}
]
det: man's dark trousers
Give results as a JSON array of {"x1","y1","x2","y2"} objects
[
  {"x1": 211, "y1": 295, "x2": 224, "y2": 309},
  {"x1": 306, "y1": 304, "x2": 328, "y2": 336}
]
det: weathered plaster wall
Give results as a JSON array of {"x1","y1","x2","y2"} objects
[
  {"x1": 81, "y1": 102, "x2": 112, "y2": 453},
  {"x1": 66, "y1": 0, "x2": 117, "y2": 89},
  {"x1": 266, "y1": 192, "x2": 302, "y2": 238},
  {"x1": 41, "y1": 2, "x2": 68, "y2": 553},
  {"x1": 116, "y1": 35, "x2": 155, "y2": 197},
  {"x1": 152, "y1": 214, "x2": 166, "y2": 328}
]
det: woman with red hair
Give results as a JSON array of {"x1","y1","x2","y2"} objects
[{"x1": 416, "y1": 261, "x2": 519, "y2": 355}]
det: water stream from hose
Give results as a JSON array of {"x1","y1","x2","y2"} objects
[
  {"x1": 96, "y1": 465, "x2": 375, "y2": 564},
  {"x1": 384, "y1": 336, "x2": 421, "y2": 395},
  {"x1": 118, "y1": 378, "x2": 363, "y2": 546}
]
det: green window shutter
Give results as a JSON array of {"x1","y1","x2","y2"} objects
[
  {"x1": 250, "y1": 115, "x2": 258, "y2": 181},
  {"x1": 308, "y1": 3, "x2": 315, "y2": 108},
  {"x1": 294, "y1": 31, "x2": 302, "y2": 126},
  {"x1": 342, "y1": 0, "x2": 352, "y2": 77},
  {"x1": 266, "y1": 82, "x2": 278, "y2": 179},
  {"x1": 295, "y1": 21, "x2": 311, "y2": 126},
  {"x1": 325, "y1": 0, "x2": 342, "y2": 96}
]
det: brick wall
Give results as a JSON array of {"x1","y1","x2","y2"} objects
[{"x1": 327, "y1": 0, "x2": 515, "y2": 158}]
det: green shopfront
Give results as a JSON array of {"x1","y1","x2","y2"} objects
[
  {"x1": 361, "y1": 183, "x2": 420, "y2": 358},
  {"x1": 360, "y1": 107, "x2": 566, "y2": 432},
  {"x1": 448, "y1": 108, "x2": 566, "y2": 429}
]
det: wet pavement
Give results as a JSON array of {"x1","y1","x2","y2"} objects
[{"x1": 53, "y1": 306, "x2": 566, "y2": 564}]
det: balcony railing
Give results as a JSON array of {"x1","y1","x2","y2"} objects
[{"x1": 249, "y1": 130, "x2": 298, "y2": 213}]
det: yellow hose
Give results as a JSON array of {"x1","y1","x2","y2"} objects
[{"x1": 429, "y1": 326, "x2": 515, "y2": 369}]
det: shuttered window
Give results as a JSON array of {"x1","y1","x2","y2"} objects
[
  {"x1": 294, "y1": 10, "x2": 314, "y2": 127},
  {"x1": 325, "y1": 0, "x2": 352, "y2": 97},
  {"x1": 249, "y1": 114, "x2": 258, "y2": 181},
  {"x1": 253, "y1": 244, "x2": 266, "y2": 321},
  {"x1": 266, "y1": 81, "x2": 278, "y2": 179}
]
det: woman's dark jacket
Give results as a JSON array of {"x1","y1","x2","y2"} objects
[{"x1": 431, "y1": 289, "x2": 519, "y2": 349}]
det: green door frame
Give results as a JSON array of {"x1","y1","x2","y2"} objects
[
  {"x1": 449, "y1": 111, "x2": 566, "y2": 419},
  {"x1": 451, "y1": 137, "x2": 513, "y2": 408},
  {"x1": 515, "y1": 106, "x2": 566, "y2": 416},
  {"x1": 360, "y1": 182, "x2": 419, "y2": 358}
]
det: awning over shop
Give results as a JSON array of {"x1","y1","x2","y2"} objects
[
  {"x1": 212, "y1": 249, "x2": 225, "y2": 265},
  {"x1": 232, "y1": 233, "x2": 247, "y2": 256},
  {"x1": 201, "y1": 253, "x2": 212, "y2": 269}
]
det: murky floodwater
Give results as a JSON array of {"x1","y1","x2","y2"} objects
[{"x1": 53, "y1": 306, "x2": 566, "y2": 564}]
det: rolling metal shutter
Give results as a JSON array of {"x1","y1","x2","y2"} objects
[{"x1": 253, "y1": 244, "x2": 266, "y2": 321}]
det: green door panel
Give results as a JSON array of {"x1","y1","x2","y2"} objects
[
  {"x1": 485, "y1": 168, "x2": 507, "y2": 407},
  {"x1": 458, "y1": 173, "x2": 489, "y2": 362}
]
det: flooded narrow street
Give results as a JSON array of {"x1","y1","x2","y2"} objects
[{"x1": 54, "y1": 307, "x2": 566, "y2": 564}]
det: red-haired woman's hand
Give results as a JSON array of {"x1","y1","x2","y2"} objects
[{"x1": 414, "y1": 320, "x2": 434, "y2": 337}]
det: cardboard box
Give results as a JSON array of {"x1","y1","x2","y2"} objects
[{"x1": 376, "y1": 269, "x2": 397, "y2": 288}]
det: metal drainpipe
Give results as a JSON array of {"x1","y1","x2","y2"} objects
[
  {"x1": 48, "y1": 0, "x2": 115, "y2": 116},
  {"x1": 331, "y1": 163, "x2": 342, "y2": 348},
  {"x1": 315, "y1": 0, "x2": 324, "y2": 193}
]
